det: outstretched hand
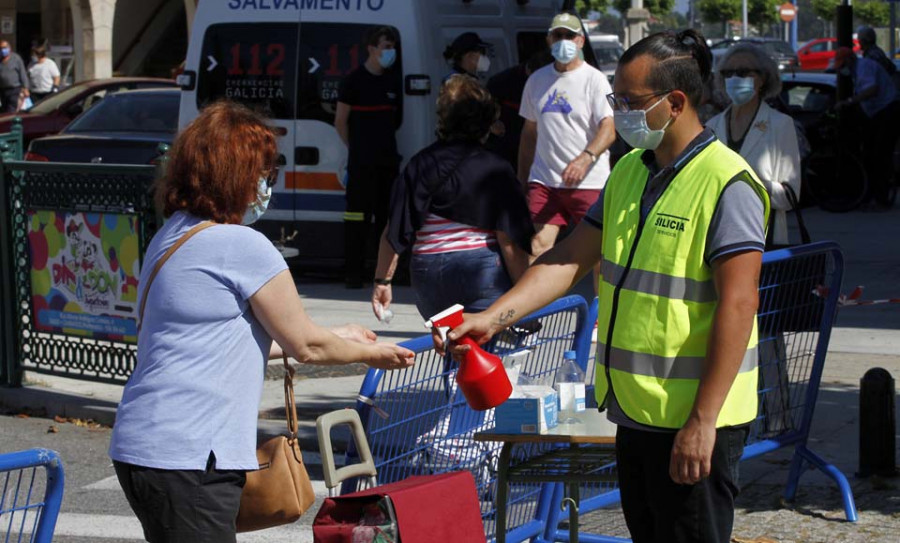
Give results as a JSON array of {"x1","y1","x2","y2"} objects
[
  {"x1": 331, "y1": 324, "x2": 377, "y2": 344},
  {"x1": 365, "y1": 343, "x2": 416, "y2": 370}
]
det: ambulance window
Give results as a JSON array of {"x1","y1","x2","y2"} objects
[
  {"x1": 197, "y1": 24, "x2": 298, "y2": 120},
  {"x1": 297, "y1": 24, "x2": 402, "y2": 124},
  {"x1": 517, "y1": 32, "x2": 549, "y2": 64}
]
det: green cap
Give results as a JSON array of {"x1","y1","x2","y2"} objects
[{"x1": 549, "y1": 13, "x2": 583, "y2": 34}]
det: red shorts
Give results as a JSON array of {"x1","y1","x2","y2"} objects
[{"x1": 527, "y1": 183, "x2": 602, "y2": 226}]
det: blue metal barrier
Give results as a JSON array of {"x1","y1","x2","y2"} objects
[
  {"x1": 0, "y1": 448, "x2": 64, "y2": 543},
  {"x1": 345, "y1": 242, "x2": 854, "y2": 542},
  {"x1": 345, "y1": 295, "x2": 591, "y2": 542},
  {"x1": 546, "y1": 241, "x2": 855, "y2": 542}
]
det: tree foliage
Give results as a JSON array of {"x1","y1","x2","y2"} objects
[
  {"x1": 810, "y1": 0, "x2": 839, "y2": 23},
  {"x1": 855, "y1": 0, "x2": 890, "y2": 27},
  {"x1": 749, "y1": 0, "x2": 781, "y2": 28},
  {"x1": 697, "y1": 0, "x2": 742, "y2": 24},
  {"x1": 612, "y1": 0, "x2": 676, "y2": 17},
  {"x1": 575, "y1": 0, "x2": 612, "y2": 16}
]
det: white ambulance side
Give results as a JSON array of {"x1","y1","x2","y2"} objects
[{"x1": 179, "y1": 0, "x2": 564, "y2": 264}]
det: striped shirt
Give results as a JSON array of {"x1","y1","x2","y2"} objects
[{"x1": 412, "y1": 214, "x2": 497, "y2": 255}]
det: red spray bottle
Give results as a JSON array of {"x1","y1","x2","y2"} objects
[{"x1": 426, "y1": 304, "x2": 513, "y2": 411}]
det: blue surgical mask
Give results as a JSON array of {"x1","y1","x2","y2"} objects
[
  {"x1": 551, "y1": 40, "x2": 578, "y2": 64},
  {"x1": 725, "y1": 76, "x2": 756, "y2": 106},
  {"x1": 242, "y1": 177, "x2": 272, "y2": 225},
  {"x1": 379, "y1": 49, "x2": 396, "y2": 69},
  {"x1": 1, "y1": 48, "x2": 10, "y2": 58},
  {"x1": 613, "y1": 94, "x2": 672, "y2": 151}
]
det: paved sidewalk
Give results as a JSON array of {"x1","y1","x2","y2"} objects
[{"x1": 1, "y1": 205, "x2": 899, "y2": 542}]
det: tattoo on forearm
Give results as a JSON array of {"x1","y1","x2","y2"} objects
[{"x1": 497, "y1": 310, "x2": 516, "y2": 327}]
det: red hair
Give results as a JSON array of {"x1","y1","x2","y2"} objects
[{"x1": 156, "y1": 101, "x2": 278, "y2": 224}]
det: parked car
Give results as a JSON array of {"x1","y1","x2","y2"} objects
[
  {"x1": 0, "y1": 77, "x2": 177, "y2": 146},
  {"x1": 589, "y1": 34, "x2": 623, "y2": 82},
  {"x1": 25, "y1": 88, "x2": 179, "y2": 165},
  {"x1": 797, "y1": 38, "x2": 861, "y2": 71},
  {"x1": 710, "y1": 37, "x2": 799, "y2": 71}
]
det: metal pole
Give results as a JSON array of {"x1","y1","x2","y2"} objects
[
  {"x1": 742, "y1": 0, "x2": 749, "y2": 37},
  {"x1": 791, "y1": 0, "x2": 799, "y2": 51},
  {"x1": 891, "y1": 2, "x2": 897, "y2": 61}
]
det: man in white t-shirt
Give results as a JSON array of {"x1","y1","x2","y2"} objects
[{"x1": 518, "y1": 12, "x2": 616, "y2": 263}]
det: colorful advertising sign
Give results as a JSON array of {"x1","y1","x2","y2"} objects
[{"x1": 27, "y1": 211, "x2": 140, "y2": 343}]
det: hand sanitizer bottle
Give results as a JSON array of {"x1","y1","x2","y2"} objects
[{"x1": 554, "y1": 350, "x2": 586, "y2": 425}]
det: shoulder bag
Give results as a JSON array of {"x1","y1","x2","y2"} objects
[{"x1": 139, "y1": 221, "x2": 315, "y2": 533}]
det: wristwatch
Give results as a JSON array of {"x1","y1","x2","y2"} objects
[
  {"x1": 374, "y1": 278, "x2": 392, "y2": 286},
  {"x1": 583, "y1": 149, "x2": 598, "y2": 163}
]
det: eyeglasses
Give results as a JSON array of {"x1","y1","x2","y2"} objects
[
  {"x1": 719, "y1": 68, "x2": 758, "y2": 78},
  {"x1": 263, "y1": 164, "x2": 280, "y2": 188},
  {"x1": 549, "y1": 30, "x2": 579, "y2": 41},
  {"x1": 606, "y1": 90, "x2": 672, "y2": 113}
]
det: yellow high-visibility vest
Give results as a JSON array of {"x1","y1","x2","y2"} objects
[{"x1": 595, "y1": 140, "x2": 770, "y2": 429}]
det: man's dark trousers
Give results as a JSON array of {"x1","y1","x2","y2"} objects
[
  {"x1": 344, "y1": 162, "x2": 397, "y2": 287},
  {"x1": 0, "y1": 87, "x2": 19, "y2": 113},
  {"x1": 616, "y1": 424, "x2": 749, "y2": 543}
]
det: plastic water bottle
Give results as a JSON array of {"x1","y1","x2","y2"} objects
[{"x1": 554, "y1": 350, "x2": 586, "y2": 425}]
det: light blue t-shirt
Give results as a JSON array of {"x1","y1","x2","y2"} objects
[{"x1": 109, "y1": 212, "x2": 288, "y2": 470}]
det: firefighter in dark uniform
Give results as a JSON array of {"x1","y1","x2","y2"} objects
[{"x1": 335, "y1": 26, "x2": 402, "y2": 288}]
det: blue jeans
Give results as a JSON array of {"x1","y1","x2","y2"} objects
[{"x1": 410, "y1": 246, "x2": 512, "y2": 319}]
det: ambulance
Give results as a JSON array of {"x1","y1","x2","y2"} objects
[{"x1": 178, "y1": 0, "x2": 577, "y2": 265}]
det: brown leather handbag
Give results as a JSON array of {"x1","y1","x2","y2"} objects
[
  {"x1": 139, "y1": 221, "x2": 315, "y2": 532},
  {"x1": 236, "y1": 355, "x2": 316, "y2": 532}
]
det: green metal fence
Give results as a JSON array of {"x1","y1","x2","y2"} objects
[
  {"x1": 0, "y1": 160, "x2": 159, "y2": 386},
  {"x1": 0, "y1": 118, "x2": 23, "y2": 162}
]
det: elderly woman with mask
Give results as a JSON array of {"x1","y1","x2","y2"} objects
[{"x1": 707, "y1": 44, "x2": 801, "y2": 246}]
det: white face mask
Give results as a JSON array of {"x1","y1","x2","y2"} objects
[
  {"x1": 476, "y1": 54, "x2": 491, "y2": 73},
  {"x1": 551, "y1": 39, "x2": 578, "y2": 64},
  {"x1": 242, "y1": 177, "x2": 272, "y2": 225},
  {"x1": 613, "y1": 94, "x2": 673, "y2": 151}
]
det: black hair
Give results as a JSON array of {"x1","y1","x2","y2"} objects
[
  {"x1": 618, "y1": 29, "x2": 712, "y2": 108},
  {"x1": 365, "y1": 26, "x2": 398, "y2": 49}
]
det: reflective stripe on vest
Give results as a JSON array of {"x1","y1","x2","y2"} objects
[
  {"x1": 597, "y1": 343, "x2": 758, "y2": 380},
  {"x1": 600, "y1": 258, "x2": 717, "y2": 304},
  {"x1": 594, "y1": 141, "x2": 771, "y2": 429}
]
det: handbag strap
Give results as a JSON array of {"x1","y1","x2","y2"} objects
[
  {"x1": 782, "y1": 184, "x2": 811, "y2": 244},
  {"x1": 138, "y1": 221, "x2": 215, "y2": 331},
  {"x1": 283, "y1": 355, "x2": 298, "y2": 438},
  {"x1": 766, "y1": 183, "x2": 810, "y2": 246}
]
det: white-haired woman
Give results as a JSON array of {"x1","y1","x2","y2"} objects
[{"x1": 707, "y1": 44, "x2": 801, "y2": 246}]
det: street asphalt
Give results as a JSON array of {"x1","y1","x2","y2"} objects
[{"x1": 1, "y1": 204, "x2": 898, "y2": 542}]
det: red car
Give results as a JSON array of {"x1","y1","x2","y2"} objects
[
  {"x1": 797, "y1": 38, "x2": 861, "y2": 71},
  {"x1": 0, "y1": 77, "x2": 177, "y2": 146}
]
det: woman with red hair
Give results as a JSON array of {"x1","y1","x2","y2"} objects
[{"x1": 108, "y1": 101, "x2": 414, "y2": 542}]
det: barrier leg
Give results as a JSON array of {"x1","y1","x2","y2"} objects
[
  {"x1": 796, "y1": 446, "x2": 859, "y2": 522},
  {"x1": 783, "y1": 447, "x2": 807, "y2": 503}
]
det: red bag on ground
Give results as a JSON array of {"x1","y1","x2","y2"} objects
[{"x1": 312, "y1": 471, "x2": 486, "y2": 543}]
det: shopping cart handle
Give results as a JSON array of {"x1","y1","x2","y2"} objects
[{"x1": 316, "y1": 409, "x2": 378, "y2": 496}]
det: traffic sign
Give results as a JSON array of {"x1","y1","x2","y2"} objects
[{"x1": 779, "y1": 2, "x2": 797, "y2": 22}]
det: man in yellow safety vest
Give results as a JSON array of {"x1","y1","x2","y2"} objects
[{"x1": 439, "y1": 29, "x2": 770, "y2": 543}]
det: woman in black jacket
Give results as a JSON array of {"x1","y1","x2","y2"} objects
[{"x1": 371, "y1": 75, "x2": 534, "y2": 320}]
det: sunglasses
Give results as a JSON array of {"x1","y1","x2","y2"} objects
[
  {"x1": 720, "y1": 68, "x2": 758, "y2": 78},
  {"x1": 550, "y1": 30, "x2": 579, "y2": 41},
  {"x1": 606, "y1": 90, "x2": 672, "y2": 113}
]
